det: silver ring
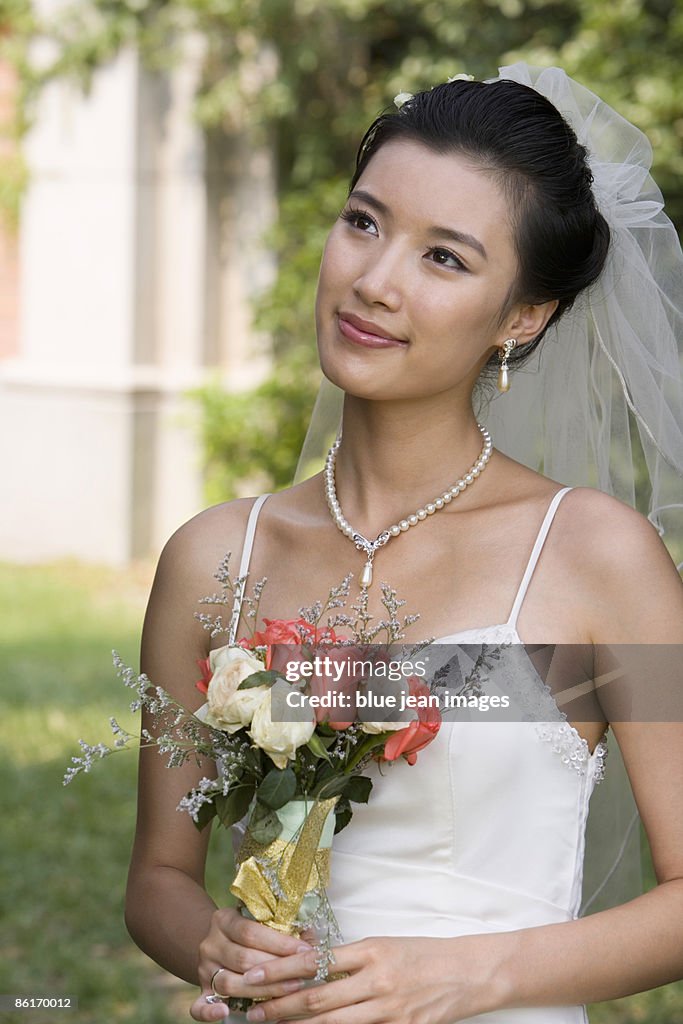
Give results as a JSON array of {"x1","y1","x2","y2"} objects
[{"x1": 206, "y1": 966, "x2": 228, "y2": 1004}]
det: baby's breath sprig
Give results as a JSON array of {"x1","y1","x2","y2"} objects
[
  {"x1": 346, "y1": 580, "x2": 421, "y2": 644},
  {"x1": 63, "y1": 652, "x2": 222, "y2": 787},
  {"x1": 194, "y1": 551, "x2": 267, "y2": 640}
]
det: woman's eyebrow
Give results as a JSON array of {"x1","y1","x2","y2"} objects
[
  {"x1": 428, "y1": 224, "x2": 488, "y2": 261},
  {"x1": 348, "y1": 189, "x2": 392, "y2": 217},
  {"x1": 348, "y1": 189, "x2": 487, "y2": 260}
]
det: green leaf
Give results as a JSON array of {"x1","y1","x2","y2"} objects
[
  {"x1": 237, "y1": 670, "x2": 281, "y2": 690},
  {"x1": 257, "y1": 767, "x2": 297, "y2": 809},
  {"x1": 214, "y1": 785, "x2": 255, "y2": 828},
  {"x1": 194, "y1": 799, "x2": 218, "y2": 832},
  {"x1": 306, "y1": 732, "x2": 333, "y2": 763},
  {"x1": 343, "y1": 775, "x2": 373, "y2": 804},
  {"x1": 334, "y1": 797, "x2": 352, "y2": 835},
  {"x1": 313, "y1": 774, "x2": 351, "y2": 800},
  {"x1": 247, "y1": 803, "x2": 283, "y2": 845}
]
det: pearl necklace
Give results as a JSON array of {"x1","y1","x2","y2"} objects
[{"x1": 324, "y1": 423, "x2": 493, "y2": 589}]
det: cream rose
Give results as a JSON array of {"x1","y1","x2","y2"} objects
[
  {"x1": 248, "y1": 680, "x2": 316, "y2": 770},
  {"x1": 197, "y1": 647, "x2": 268, "y2": 733},
  {"x1": 357, "y1": 677, "x2": 417, "y2": 734},
  {"x1": 359, "y1": 718, "x2": 412, "y2": 735}
]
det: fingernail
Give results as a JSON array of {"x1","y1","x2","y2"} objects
[
  {"x1": 244, "y1": 967, "x2": 265, "y2": 984},
  {"x1": 247, "y1": 1008, "x2": 265, "y2": 1022},
  {"x1": 296, "y1": 943, "x2": 312, "y2": 953}
]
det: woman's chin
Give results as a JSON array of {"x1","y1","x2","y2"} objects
[
  {"x1": 319, "y1": 363, "x2": 402, "y2": 402},
  {"x1": 318, "y1": 348, "x2": 411, "y2": 402}
]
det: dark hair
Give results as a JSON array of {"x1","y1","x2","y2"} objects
[{"x1": 349, "y1": 79, "x2": 610, "y2": 376}]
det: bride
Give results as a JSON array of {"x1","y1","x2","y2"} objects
[{"x1": 125, "y1": 66, "x2": 683, "y2": 1023}]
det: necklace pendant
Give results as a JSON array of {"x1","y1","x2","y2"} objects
[{"x1": 360, "y1": 559, "x2": 374, "y2": 589}]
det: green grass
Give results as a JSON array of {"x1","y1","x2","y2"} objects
[
  {"x1": 0, "y1": 562, "x2": 231, "y2": 1024},
  {"x1": 1, "y1": 562, "x2": 681, "y2": 1024}
]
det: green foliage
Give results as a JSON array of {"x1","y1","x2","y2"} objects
[
  {"x1": 257, "y1": 765, "x2": 297, "y2": 809},
  {"x1": 189, "y1": 349, "x2": 320, "y2": 503},
  {"x1": 188, "y1": 175, "x2": 346, "y2": 501},
  {"x1": 0, "y1": 150, "x2": 28, "y2": 230},
  {"x1": 0, "y1": 561, "x2": 234, "y2": 1023}
]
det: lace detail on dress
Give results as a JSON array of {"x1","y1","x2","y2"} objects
[{"x1": 536, "y1": 721, "x2": 608, "y2": 783}]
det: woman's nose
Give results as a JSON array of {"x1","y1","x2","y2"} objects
[{"x1": 352, "y1": 247, "x2": 403, "y2": 310}]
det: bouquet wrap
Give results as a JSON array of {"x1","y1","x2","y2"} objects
[{"x1": 231, "y1": 796, "x2": 341, "y2": 936}]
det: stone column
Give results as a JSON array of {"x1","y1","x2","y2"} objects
[{"x1": 0, "y1": 21, "x2": 276, "y2": 564}]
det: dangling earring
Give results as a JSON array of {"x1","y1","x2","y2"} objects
[{"x1": 497, "y1": 338, "x2": 517, "y2": 392}]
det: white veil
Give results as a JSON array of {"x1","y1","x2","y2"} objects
[
  {"x1": 483, "y1": 64, "x2": 683, "y2": 569},
  {"x1": 293, "y1": 64, "x2": 683, "y2": 913}
]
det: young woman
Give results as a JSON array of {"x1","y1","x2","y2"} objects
[{"x1": 125, "y1": 65, "x2": 683, "y2": 1024}]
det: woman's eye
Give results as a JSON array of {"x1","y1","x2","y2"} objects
[
  {"x1": 428, "y1": 247, "x2": 467, "y2": 271},
  {"x1": 340, "y1": 208, "x2": 378, "y2": 234}
]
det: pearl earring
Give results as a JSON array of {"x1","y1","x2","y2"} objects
[{"x1": 497, "y1": 338, "x2": 517, "y2": 392}]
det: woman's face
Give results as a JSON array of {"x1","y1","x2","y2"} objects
[{"x1": 315, "y1": 139, "x2": 524, "y2": 402}]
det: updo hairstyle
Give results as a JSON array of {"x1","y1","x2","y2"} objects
[{"x1": 349, "y1": 79, "x2": 611, "y2": 378}]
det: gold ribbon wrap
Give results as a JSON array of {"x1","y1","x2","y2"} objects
[{"x1": 230, "y1": 796, "x2": 339, "y2": 936}]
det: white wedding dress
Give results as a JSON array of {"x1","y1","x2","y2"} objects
[{"x1": 231, "y1": 487, "x2": 608, "y2": 1024}]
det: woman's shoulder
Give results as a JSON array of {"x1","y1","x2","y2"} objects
[
  {"x1": 554, "y1": 486, "x2": 674, "y2": 569},
  {"x1": 497, "y1": 451, "x2": 668, "y2": 563},
  {"x1": 151, "y1": 495, "x2": 268, "y2": 601},
  {"x1": 495, "y1": 455, "x2": 681, "y2": 635},
  {"x1": 551, "y1": 486, "x2": 683, "y2": 642},
  {"x1": 155, "y1": 479, "x2": 324, "y2": 581}
]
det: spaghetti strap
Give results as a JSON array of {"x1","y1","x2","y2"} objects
[
  {"x1": 506, "y1": 486, "x2": 573, "y2": 629},
  {"x1": 228, "y1": 493, "x2": 271, "y2": 644}
]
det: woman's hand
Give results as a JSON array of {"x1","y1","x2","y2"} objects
[
  {"x1": 237, "y1": 933, "x2": 507, "y2": 1024},
  {"x1": 190, "y1": 907, "x2": 315, "y2": 1022}
]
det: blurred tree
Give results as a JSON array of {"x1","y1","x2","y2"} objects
[{"x1": 2, "y1": 0, "x2": 681, "y2": 496}]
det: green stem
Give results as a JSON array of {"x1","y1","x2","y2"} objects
[{"x1": 344, "y1": 732, "x2": 390, "y2": 774}]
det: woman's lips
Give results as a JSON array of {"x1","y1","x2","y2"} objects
[{"x1": 337, "y1": 313, "x2": 407, "y2": 349}]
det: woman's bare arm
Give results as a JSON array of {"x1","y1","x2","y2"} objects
[{"x1": 125, "y1": 499, "x2": 254, "y2": 984}]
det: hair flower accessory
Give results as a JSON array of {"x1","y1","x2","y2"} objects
[
  {"x1": 448, "y1": 73, "x2": 475, "y2": 82},
  {"x1": 393, "y1": 91, "x2": 413, "y2": 109}
]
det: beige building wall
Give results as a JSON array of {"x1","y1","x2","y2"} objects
[{"x1": 0, "y1": 24, "x2": 275, "y2": 565}]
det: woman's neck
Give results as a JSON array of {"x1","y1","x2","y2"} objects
[{"x1": 331, "y1": 392, "x2": 488, "y2": 535}]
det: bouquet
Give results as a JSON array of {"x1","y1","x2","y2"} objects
[{"x1": 64, "y1": 555, "x2": 442, "y2": 1009}]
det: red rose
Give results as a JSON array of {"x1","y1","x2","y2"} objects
[
  {"x1": 250, "y1": 618, "x2": 313, "y2": 648},
  {"x1": 381, "y1": 677, "x2": 441, "y2": 766},
  {"x1": 245, "y1": 618, "x2": 346, "y2": 670},
  {"x1": 308, "y1": 645, "x2": 364, "y2": 730},
  {"x1": 195, "y1": 656, "x2": 212, "y2": 695}
]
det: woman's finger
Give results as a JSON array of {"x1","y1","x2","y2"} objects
[
  {"x1": 243, "y1": 973, "x2": 374, "y2": 1024},
  {"x1": 242, "y1": 947, "x2": 321, "y2": 987},
  {"x1": 189, "y1": 990, "x2": 230, "y2": 1022},
  {"x1": 214, "y1": 907, "x2": 314, "y2": 956},
  {"x1": 212, "y1": 965, "x2": 309, "y2": 1001}
]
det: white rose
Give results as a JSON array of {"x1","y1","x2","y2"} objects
[
  {"x1": 360, "y1": 718, "x2": 411, "y2": 735},
  {"x1": 199, "y1": 647, "x2": 269, "y2": 732},
  {"x1": 357, "y1": 678, "x2": 416, "y2": 734},
  {"x1": 248, "y1": 680, "x2": 316, "y2": 770},
  {"x1": 209, "y1": 643, "x2": 236, "y2": 671}
]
